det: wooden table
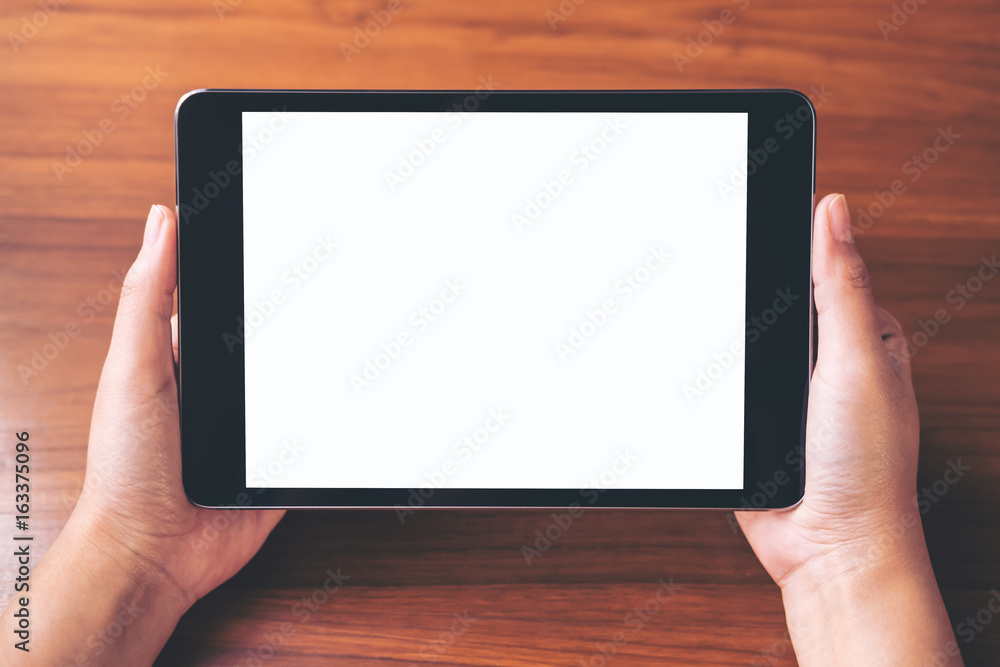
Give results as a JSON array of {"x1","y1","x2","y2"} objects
[{"x1": 1, "y1": 0, "x2": 997, "y2": 664}]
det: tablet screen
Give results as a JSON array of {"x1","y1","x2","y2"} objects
[{"x1": 241, "y1": 110, "x2": 748, "y2": 491}]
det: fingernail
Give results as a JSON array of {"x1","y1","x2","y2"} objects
[
  {"x1": 143, "y1": 204, "x2": 165, "y2": 249},
  {"x1": 829, "y1": 194, "x2": 853, "y2": 244}
]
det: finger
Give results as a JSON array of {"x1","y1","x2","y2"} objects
[
  {"x1": 99, "y1": 205, "x2": 178, "y2": 397},
  {"x1": 171, "y1": 313, "x2": 179, "y2": 365},
  {"x1": 812, "y1": 193, "x2": 892, "y2": 385}
]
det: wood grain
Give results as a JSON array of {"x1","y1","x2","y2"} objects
[{"x1": 1, "y1": 0, "x2": 998, "y2": 664}]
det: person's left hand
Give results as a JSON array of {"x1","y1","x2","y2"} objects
[
  {"x1": 74, "y1": 203, "x2": 285, "y2": 606},
  {"x1": 2, "y1": 204, "x2": 285, "y2": 666}
]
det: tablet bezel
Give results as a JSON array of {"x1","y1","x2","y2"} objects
[{"x1": 175, "y1": 89, "x2": 814, "y2": 510}]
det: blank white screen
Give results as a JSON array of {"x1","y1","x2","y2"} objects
[{"x1": 242, "y1": 110, "x2": 747, "y2": 490}]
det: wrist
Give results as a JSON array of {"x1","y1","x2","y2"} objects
[
  {"x1": 67, "y1": 502, "x2": 196, "y2": 615},
  {"x1": 2, "y1": 505, "x2": 193, "y2": 665},
  {"x1": 780, "y1": 510, "x2": 932, "y2": 594},
  {"x1": 779, "y1": 534, "x2": 962, "y2": 666}
]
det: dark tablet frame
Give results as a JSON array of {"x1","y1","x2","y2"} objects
[{"x1": 175, "y1": 89, "x2": 814, "y2": 510}]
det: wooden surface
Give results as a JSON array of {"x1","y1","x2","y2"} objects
[{"x1": 2, "y1": 0, "x2": 999, "y2": 664}]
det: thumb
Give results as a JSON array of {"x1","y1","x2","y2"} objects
[
  {"x1": 812, "y1": 193, "x2": 888, "y2": 386},
  {"x1": 99, "y1": 205, "x2": 177, "y2": 396}
]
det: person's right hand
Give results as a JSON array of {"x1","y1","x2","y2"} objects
[{"x1": 736, "y1": 193, "x2": 962, "y2": 665}]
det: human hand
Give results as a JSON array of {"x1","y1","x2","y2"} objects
[
  {"x1": 76, "y1": 203, "x2": 285, "y2": 607},
  {"x1": 736, "y1": 193, "x2": 961, "y2": 665},
  {"x1": 2, "y1": 205, "x2": 284, "y2": 665}
]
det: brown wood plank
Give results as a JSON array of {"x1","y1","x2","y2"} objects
[{"x1": 1, "y1": 0, "x2": 998, "y2": 664}]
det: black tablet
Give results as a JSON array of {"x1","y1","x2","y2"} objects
[{"x1": 175, "y1": 89, "x2": 814, "y2": 510}]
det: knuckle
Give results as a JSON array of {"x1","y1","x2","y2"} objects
[
  {"x1": 119, "y1": 268, "x2": 144, "y2": 300},
  {"x1": 843, "y1": 257, "x2": 872, "y2": 291},
  {"x1": 117, "y1": 264, "x2": 149, "y2": 312}
]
